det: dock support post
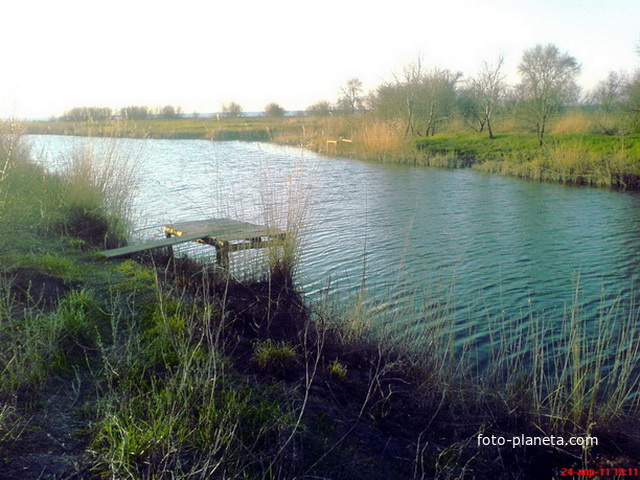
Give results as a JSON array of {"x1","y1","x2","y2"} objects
[
  {"x1": 165, "y1": 231, "x2": 174, "y2": 258},
  {"x1": 216, "y1": 240, "x2": 230, "y2": 270}
]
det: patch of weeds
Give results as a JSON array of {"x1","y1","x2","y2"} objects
[
  {"x1": 434, "y1": 441, "x2": 476, "y2": 480},
  {"x1": 0, "y1": 309, "x2": 63, "y2": 392},
  {"x1": 62, "y1": 237, "x2": 91, "y2": 252},
  {"x1": 56, "y1": 289, "x2": 102, "y2": 353},
  {"x1": 0, "y1": 288, "x2": 103, "y2": 394},
  {"x1": 92, "y1": 344, "x2": 296, "y2": 478},
  {"x1": 252, "y1": 339, "x2": 299, "y2": 377},
  {"x1": 114, "y1": 259, "x2": 158, "y2": 301},
  {"x1": 11, "y1": 253, "x2": 74, "y2": 277},
  {"x1": 115, "y1": 259, "x2": 156, "y2": 284},
  {"x1": 328, "y1": 358, "x2": 348, "y2": 380},
  {"x1": 0, "y1": 405, "x2": 21, "y2": 445},
  {"x1": 142, "y1": 310, "x2": 189, "y2": 370}
]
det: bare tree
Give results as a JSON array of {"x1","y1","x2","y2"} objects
[
  {"x1": 373, "y1": 58, "x2": 461, "y2": 137},
  {"x1": 120, "y1": 105, "x2": 150, "y2": 120},
  {"x1": 589, "y1": 71, "x2": 628, "y2": 113},
  {"x1": 264, "y1": 102, "x2": 286, "y2": 117},
  {"x1": 160, "y1": 105, "x2": 183, "y2": 119},
  {"x1": 464, "y1": 56, "x2": 506, "y2": 138},
  {"x1": 61, "y1": 107, "x2": 113, "y2": 122},
  {"x1": 627, "y1": 71, "x2": 640, "y2": 132},
  {"x1": 338, "y1": 78, "x2": 363, "y2": 114},
  {"x1": 306, "y1": 100, "x2": 332, "y2": 117},
  {"x1": 221, "y1": 102, "x2": 243, "y2": 118},
  {"x1": 517, "y1": 44, "x2": 581, "y2": 145}
]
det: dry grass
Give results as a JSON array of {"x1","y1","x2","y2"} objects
[
  {"x1": 259, "y1": 159, "x2": 313, "y2": 282},
  {"x1": 1, "y1": 122, "x2": 140, "y2": 247},
  {"x1": 0, "y1": 122, "x2": 31, "y2": 223},
  {"x1": 352, "y1": 120, "x2": 411, "y2": 161},
  {"x1": 550, "y1": 110, "x2": 598, "y2": 134},
  {"x1": 52, "y1": 137, "x2": 140, "y2": 247}
]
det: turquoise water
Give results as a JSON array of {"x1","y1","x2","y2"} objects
[{"x1": 29, "y1": 135, "x2": 640, "y2": 359}]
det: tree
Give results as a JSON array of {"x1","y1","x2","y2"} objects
[
  {"x1": 517, "y1": 44, "x2": 581, "y2": 145},
  {"x1": 338, "y1": 78, "x2": 363, "y2": 114},
  {"x1": 627, "y1": 71, "x2": 640, "y2": 132},
  {"x1": 221, "y1": 102, "x2": 243, "y2": 117},
  {"x1": 306, "y1": 100, "x2": 332, "y2": 116},
  {"x1": 160, "y1": 105, "x2": 183, "y2": 119},
  {"x1": 463, "y1": 56, "x2": 507, "y2": 138},
  {"x1": 60, "y1": 106, "x2": 112, "y2": 122},
  {"x1": 589, "y1": 71, "x2": 628, "y2": 114},
  {"x1": 372, "y1": 58, "x2": 461, "y2": 137},
  {"x1": 120, "y1": 105, "x2": 150, "y2": 120},
  {"x1": 264, "y1": 102, "x2": 286, "y2": 117}
]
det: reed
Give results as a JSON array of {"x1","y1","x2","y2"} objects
[
  {"x1": 259, "y1": 159, "x2": 313, "y2": 283},
  {"x1": 0, "y1": 121, "x2": 39, "y2": 227},
  {"x1": 334, "y1": 273, "x2": 640, "y2": 459},
  {"x1": 0, "y1": 123, "x2": 140, "y2": 247},
  {"x1": 459, "y1": 290, "x2": 637, "y2": 438}
]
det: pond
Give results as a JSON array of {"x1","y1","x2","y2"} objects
[{"x1": 28, "y1": 135, "x2": 640, "y2": 363}]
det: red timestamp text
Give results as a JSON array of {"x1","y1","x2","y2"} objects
[{"x1": 559, "y1": 467, "x2": 639, "y2": 477}]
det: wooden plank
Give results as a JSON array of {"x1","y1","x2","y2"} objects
[
  {"x1": 165, "y1": 218, "x2": 283, "y2": 242},
  {"x1": 99, "y1": 231, "x2": 216, "y2": 258},
  {"x1": 228, "y1": 236, "x2": 285, "y2": 252}
]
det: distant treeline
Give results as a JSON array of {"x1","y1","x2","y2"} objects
[
  {"x1": 309, "y1": 44, "x2": 640, "y2": 145},
  {"x1": 56, "y1": 43, "x2": 640, "y2": 147},
  {"x1": 59, "y1": 105, "x2": 184, "y2": 122}
]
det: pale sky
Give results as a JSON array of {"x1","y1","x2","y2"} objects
[{"x1": 1, "y1": 0, "x2": 638, "y2": 119}]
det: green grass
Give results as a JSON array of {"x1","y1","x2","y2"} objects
[
  {"x1": 0, "y1": 285, "x2": 101, "y2": 395},
  {"x1": 252, "y1": 339, "x2": 299, "y2": 376},
  {"x1": 416, "y1": 131, "x2": 640, "y2": 162},
  {"x1": 416, "y1": 131, "x2": 542, "y2": 163},
  {"x1": 24, "y1": 116, "x2": 305, "y2": 141},
  {"x1": 414, "y1": 132, "x2": 640, "y2": 187},
  {"x1": 92, "y1": 287, "x2": 297, "y2": 478}
]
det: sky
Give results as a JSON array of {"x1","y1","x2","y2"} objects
[{"x1": 1, "y1": 0, "x2": 638, "y2": 119}]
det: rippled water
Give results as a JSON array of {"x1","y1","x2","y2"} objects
[{"x1": 28, "y1": 135, "x2": 640, "y2": 356}]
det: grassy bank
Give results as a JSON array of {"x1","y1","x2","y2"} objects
[
  {"x1": 417, "y1": 132, "x2": 640, "y2": 189},
  {"x1": 3, "y1": 122, "x2": 640, "y2": 478},
  {"x1": 24, "y1": 112, "x2": 640, "y2": 190},
  {"x1": 24, "y1": 116, "x2": 302, "y2": 141}
]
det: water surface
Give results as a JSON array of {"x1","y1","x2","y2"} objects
[{"x1": 28, "y1": 135, "x2": 640, "y2": 356}]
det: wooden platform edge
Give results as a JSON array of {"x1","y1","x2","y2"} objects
[{"x1": 99, "y1": 232, "x2": 215, "y2": 258}]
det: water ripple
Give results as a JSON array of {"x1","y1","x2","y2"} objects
[{"x1": 28, "y1": 135, "x2": 640, "y2": 356}]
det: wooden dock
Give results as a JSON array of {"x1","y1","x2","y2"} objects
[{"x1": 100, "y1": 218, "x2": 286, "y2": 268}]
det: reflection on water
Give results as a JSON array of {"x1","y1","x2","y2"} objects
[{"x1": 28, "y1": 135, "x2": 640, "y2": 357}]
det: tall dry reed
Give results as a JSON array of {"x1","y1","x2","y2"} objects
[
  {"x1": 52, "y1": 135, "x2": 141, "y2": 247},
  {"x1": 259, "y1": 159, "x2": 313, "y2": 282}
]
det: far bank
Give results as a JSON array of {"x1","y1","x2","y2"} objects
[{"x1": 23, "y1": 114, "x2": 640, "y2": 190}]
